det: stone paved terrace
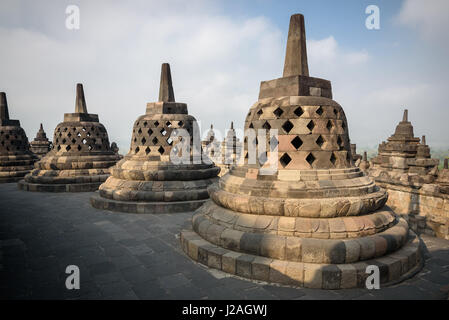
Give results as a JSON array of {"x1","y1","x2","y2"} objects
[{"x1": 0, "y1": 183, "x2": 448, "y2": 300}]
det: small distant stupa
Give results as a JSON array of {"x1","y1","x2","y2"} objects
[
  {"x1": 30, "y1": 123, "x2": 51, "y2": 158},
  {"x1": 18, "y1": 84, "x2": 120, "y2": 192},
  {"x1": 0, "y1": 92, "x2": 37, "y2": 182},
  {"x1": 370, "y1": 109, "x2": 439, "y2": 186}
]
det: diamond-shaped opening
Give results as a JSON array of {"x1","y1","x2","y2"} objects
[
  {"x1": 65, "y1": 145, "x2": 71, "y2": 151},
  {"x1": 147, "y1": 128, "x2": 153, "y2": 136},
  {"x1": 294, "y1": 106, "x2": 304, "y2": 117},
  {"x1": 178, "y1": 121, "x2": 183, "y2": 126},
  {"x1": 280, "y1": 153, "x2": 292, "y2": 168},
  {"x1": 138, "y1": 128, "x2": 142, "y2": 134},
  {"x1": 291, "y1": 136, "x2": 303, "y2": 149},
  {"x1": 160, "y1": 128, "x2": 167, "y2": 136},
  {"x1": 257, "y1": 108, "x2": 263, "y2": 116},
  {"x1": 245, "y1": 152, "x2": 249, "y2": 159},
  {"x1": 82, "y1": 138, "x2": 87, "y2": 144},
  {"x1": 316, "y1": 135, "x2": 324, "y2": 148},
  {"x1": 306, "y1": 153, "x2": 315, "y2": 166},
  {"x1": 307, "y1": 120, "x2": 315, "y2": 132},
  {"x1": 262, "y1": 121, "x2": 271, "y2": 130},
  {"x1": 273, "y1": 107, "x2": 284, "y2": 118},
  {"x1": 166, "y1": 121, "x2": 172, "y2": 127},
  {"x1": 158, "y1": 146, "x2": 165, "y2": 154},
  {"x1": 135, "y1": 146, "x2": 140, "y2": 153},
  {"x1": 282, "y1": 120, "x2": 294, "y2": 133},
  {"x1": 326, "y1": 120, "x2": 333, "y2": 131},
  {"x1": 270, "y1": 136, "x2": 278, "y2": 151},
  {"x1": 152, "y1": 137, "x2": 158, "y2": 145},
  {"x1": 82, "y1": 127, "x2": 86, "y2": 132},
  {"x1": 77, "y1": 132, "x2": 81, "y2": 137},
  {"x1": 67, "y1": 132, "x2": 72, "y2": 137},
  {"x1": 337, "y1": 136, "x2": 343, "y2": 147},
  {"x1": 144, "y1": 146, "x2": 150, "y2": 154},
  {"x1": 63, "y1": 127, "x2": 68, "y2": 132},
  {"x1": 154, "y1": 121, "x2": 159, "y2": 127},
  {"x1": 330, "y1": 152, "x2": 337, "y2": 165},
  {"x1": 62, "y1": 138, "x2": 67, "y2": 144},
  {"x1": 249, "y1": 123, "x2": 254, "y2": 129},
  {"x1": 57, "y1": 145, "x2": 61, "y2": 151},
  {"x1": 167, "y1": 137, "x2": 173, "y2": 145},
  {"x1": 141, "y1": 137, "x2": 146, "y2": 144},
  {"x1": 77, "y1": 145, "x2": 81, "y2": 151},
  {"x1": 316, "y1": 106, "x2": 323, "y2": 116},
  {"x1": 143, "y1": 121, "x2": 148, "y2": 127},
  {"x1": 334, "y1": 108, "x2": 338, "y2": 116},
  {"x1": 88, "y1": 145, "x2": 92, "y2": 151},
  {"x1": 87, "y1": 132, "x2": 91, "y2": 137}
]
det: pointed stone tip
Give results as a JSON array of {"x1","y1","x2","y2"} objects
[
  {"x1": 444, "y1": 158, "x2": 448, "y2": 169},
  {"x1": 231, "y1": 121, "x2": 234, "y2": 129},
  {"x1": 422, "y1": 135, "x2": 426, "y2": 145},
  {"x1": 363, "y1": 151, "x2": 367, "y2": 161},
  {"x1": 283, "y1": 13, "x2": 309, "y2": 77},
  {"x1": 0, "y1": 92, "x2": 9, "y2": 120},
  {"x1": 40, "y1": 123, "x2": 43, "y2": 130},
  {"x1": 75, "y1": 83, "x2": 88, "y2": 113},
  {"x1": 402, "y1": 109, "x2": 408, "y2": 122},
  {"x1": 210, "y1": 124, "x2": 213, "y2": 129},
  {"x1": 158, "y1": 63, "x2": 175, "y2": 102}
]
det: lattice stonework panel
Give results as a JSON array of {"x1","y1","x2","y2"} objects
[
  {"x1": 242, "y1": 100, "x2": 352, "y2": 168},
  {"x1": 129, "y1": 119, "x2": 194, "y2": 156},
  {"x1": 52, "y1": 123, "x2": 111, "y2": 153},
  {"x1": 0, "y1": 127, "x2": 30, "y2": 153}
]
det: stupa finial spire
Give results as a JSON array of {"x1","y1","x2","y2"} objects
[
  {"x1": 363, "y1": 151, "x2": 368, "y2": 161},
  {"x1": 230, "y1": 121, "x2": 234, "y2": 129},
  {"x1": 39, "y1": 123, "x2": 43, "y2": 130},
  {"x1": 75, "y1": 83, "x2": 88, "y2": 113},
  {"x1": 0, "y1": 92, "x2": 9, "y2": 120},
  {"x1": 283, "y1": 13, "x2": 309, "y2": 77},
  {"x1": 402, "y1": 109, "x2": 408, "y2": 122},
  {"x1": 422, "y1": 135, "x2": 426, "y2": 145},
  {"x1": 158, "y1": 63, "x2": 175, "y2": 102}
]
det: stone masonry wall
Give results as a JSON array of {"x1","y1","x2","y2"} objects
[{"x1": 377, "y1": 182, "x2": 449, "y2": 240}]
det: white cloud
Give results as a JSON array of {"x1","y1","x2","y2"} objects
[{"x1": 396, "y1": 0, "x2": 449, "y2": 41}]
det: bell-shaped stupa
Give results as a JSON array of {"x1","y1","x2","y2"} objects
[
  {"x1": 90, "y1": 63, "x2": 220, "y2": 213},
  {"x1": 181, "y1": 14, "x2": 422, "y2": 289},
  {"x1": 30, "y1": 123, "x2": 51, "y2": 158},
  {"x1": 18, "y1": 84, "x2": 120, "y2": 192},
  {"x1": 0, "y1": 92, "x2": 37, "y2": 182}
]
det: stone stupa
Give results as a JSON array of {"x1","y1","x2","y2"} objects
[
  {"x1": 30, "y1": 123, "x2": 51, "y2": 158},
  {"x1": 18, "y1": 84, "x2": 120, "y2": 192},
  {"x1": 181, "y1": 14, "x2": 422, "y2": 289},
  {"x1": 0, "y1": 92, "x2": 37, "y2": 182},
  {"x1": 370, "y1": 110, "x2": 439, "y2": 186},
  {"x1": 90, "y1": 63, "x2": 220, "y2": 213}
]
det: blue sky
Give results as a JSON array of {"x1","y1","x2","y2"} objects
[{"x1": 0, "y1": 0, "x2": 448, "y2": 154}]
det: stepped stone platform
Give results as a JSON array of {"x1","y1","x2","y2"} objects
[
  {"x1": 0, "y1": 183, "x2": 448, "y2": 300},
  {"x1": 0, "y1": 92, "x2": 37, "y2": 183},
  {"x1": 18, "y1": 84, "x2": 120, "y2": 192},
  {"x1": 181, "y1": 14, "x2": 423, "y2": 289},
  {"x1": 90, "y1": 64, "x2": 219, "y2": 213}
]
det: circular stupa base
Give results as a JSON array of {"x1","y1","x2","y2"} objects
[
  {"x1": 0, "y1": 175, "x2": 27, "y2": 183},
  {"x1": 180, "y1": 229, "x2": 422, "y2": 289},
  {"x1": 18, "y1": 180, "x2": 103, "y2": 192},
  {"x1": 90, "y1": 191, "x2": 208, "y2": 214}
]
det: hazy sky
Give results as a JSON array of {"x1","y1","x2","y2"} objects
[{"x1": 0, "y1": 0, "x2": 448, "y2": 154}]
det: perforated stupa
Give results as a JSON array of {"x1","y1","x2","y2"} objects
[
  {"x1": 90, "y1": 63, "x2": 220, "y2": 213},
  {"x1": 181, "y1": 14, "x2": 422, "y2": 289},
  {"x1": 0, "y1": 92, "x2": 37, "y2": 182},
  {"x1": 18, "y1": 84, "x2": 120, "y2": 192},
  {"x1": 30, "y1": 123, "x2": 51, "y2": 158}
]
